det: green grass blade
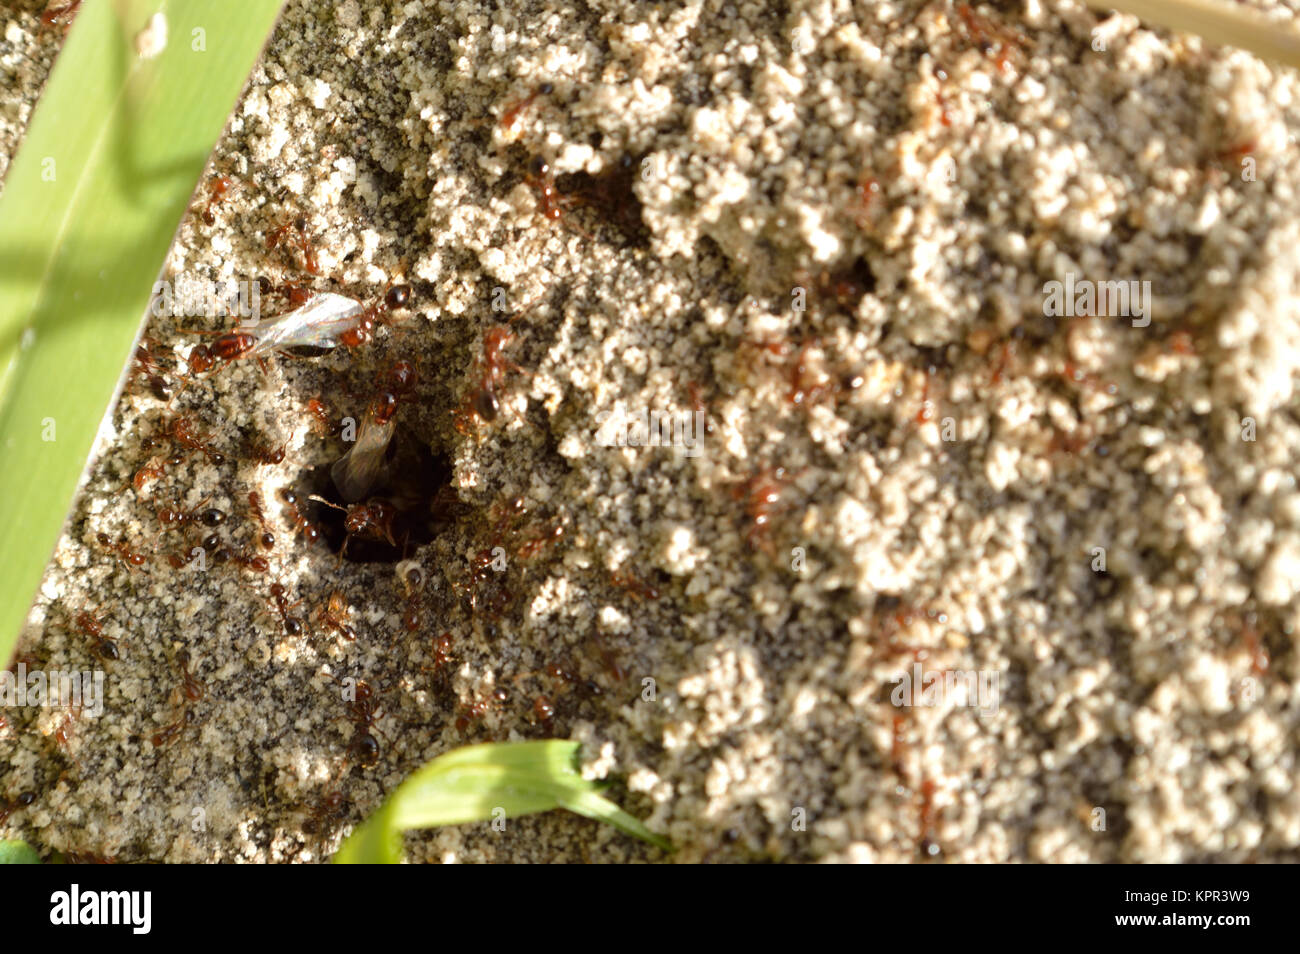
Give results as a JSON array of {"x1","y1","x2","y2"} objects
[
  {"x1": 0, "y1": 0, "x2": 286, "y2": 665},
  {"x1": 0, "y1": 840, "x2": 41, "y2": 864},
  {"x1": 334, "y1": 741, "x2": 670, "y2": 863}
]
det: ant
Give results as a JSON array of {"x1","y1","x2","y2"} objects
[
  {"x1": 175, "y1": 651, "x2": 205, "y2": 703},
  {"x1": 199, "y1": 175, "x2": 234, "y2": 226},
  {"x1": 212, "y1": 544, "x2": 270, "y2": 574},
  {"x1": 267, "y1": 582, "x2": 305, "y2": 637},
  {"x1": 516, "y1": 522, "x2": 565, "y2": 560},
  {"x1": 954, "y1": 2, "x2": 1026, "y2": 75},
  {"x1": 498, "y1": 82, "x2": 554, "y2": 133},
  {"x1": 324, "y1": 673, "x2": 384, "y2": 766},
  {"x1": 279, "y1": 489, "x2": 323, "y2": 544},
  {"x1": 70, "y1": 607, "x2": 121, "y2": 661},
  {"x1": 318, "y1": 590, "x2": 357, "y2": 642},
  {"x1": 609, "y1": 568, "x2": 661, "y2": 601},
  {"x1": 95, "y1": 532, "x2": 150, "y2": 571},
  {"x1": 336, "y1": 284, "x2": 412, "y2": 350},
  {"x1": 247, "y1": 491, "x2": 276, "y2": 550},
  {"x1": 731, "y1": 467, "x2": 789, "y2": 553},
  {"x1": 400, "y1": 567, "x2": 424, "y2": 635},
  {"x1": 169, "y1": 416, "x2": 226, "y2": 466},
  {"x1": 266, "y1": 216, "x2": 320, "y2": 275},
  {"x1": 423, "y1": 632, "x2": 454, "y2": 679},
  {"x1": 151, "y1": 707, "x2": 196, "y2": 749},
  {"x1": 39, "y1": 1, "x2": 81, "y2": 27},
  {"x1": 306, "y1": 397, "x2": 340, "y2": 437},
  {"x1": 156, "y1": 494, "x2": 227, "y2": 533},
  {"x1": 302, "y1": 788, "x2": 348, "y2": 836},
  {"x1": 246, "y1": 431, "x2": 293, "y2": 467},
  {"x1": 0, "y1": 791, "x2": 35, "y2": 827},
  {"x1": 453, "y1": 326, "x2": 526, "y2": 433},
  {"x1": 309, "y1": 496, "x2": 401, "y2": 560},
  {"x1": 131, "y1": 338, "x2": 174, "y2": 401}
]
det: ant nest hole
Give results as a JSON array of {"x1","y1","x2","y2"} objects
[{"x1": 299, "y1": 426, "x2": 452, "y2": 564}]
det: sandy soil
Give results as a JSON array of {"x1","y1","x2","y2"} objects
[{"x1": 3, "y1": 0, "x2": 1300, "y2": 862}]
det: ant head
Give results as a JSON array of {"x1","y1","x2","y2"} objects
[
  {"x1": 527, "y1": 155, "x2": 549, "y2": 177},
  {"x1": 384, "y1": 284, "x2": 411, "y2": 310}
]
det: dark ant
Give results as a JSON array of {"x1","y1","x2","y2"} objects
[
  {"x1": 266, "y1": 216, "x2": 319, "y2": 275},
  {"x1": 453, "y1": 326, "x2": 526, "y2": 432},
  {"x1": 247, "y1": 491, "x2": 276, "y2": 550},
  {"x1": 589, "y1": 630, "x2": 626, "y2": 682},
  {"x1": 95, "y1": 532, "x2": 150, "y2": 571},
  {"x1": 199, "y1": 175, "x2": 234, "y2": 226},
  {"x1": 318, "y1": 590, "x2": 357, "y2": 642},
  {"x1": 279, "y1": 489, "x2": 324, "y2": 544},
  {"x1": 169, "y1": 416, "x2": 226, "y2": 466},
  {"x1": 267, "y1": 582, "x2": 305, "y2": 637}
]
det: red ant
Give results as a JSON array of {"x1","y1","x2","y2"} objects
[
  {"x1": 279, "y1": 489, "x2": 324, "y2": 544},
  {"x1": 609, "y1": 568, "x2": 660, "y2": 601},
  {"x1": 400, "y1": 567, "x2": 424, "y2": 635},
  {"x1": 589, "y1": 630, "x2": 626, "y2": 682},
  {"x1": 454, "y1": 688, "x2": 509, "y2": 732},
  {"x1": 39, "y1": 1, "x2": 81, "y2": 27},
  {"x1": 247, "y1": 431, "x2": 293, "y2": 467},
  {"x1": 247, "y1": 491, "x2": 276, "y2": 550},
  {"x1": 267, "y1": 582, "x2": 305, "y2": 637},
  {"x1": 131, "y1": 338, "x2": 174, "y2": 401},
  {"x1": 336, "y1": 284, "x2": 412, "y2": 350},
  {"x1": 499, "y1": 82, "x2": 554, "y2": 133},
  {"x1": 955, "y1": 2, "x2": 1026, "y2": 75},
  {"x1": 212, "y1": 543, "x2": 270, "y2": 574},
  {"x1": 310, "y1": 496, "x2": 401, "y2": 560},
  {"x1": 318, "y1": 590, "x2": 357, "y2": 642},
  {"x1": 70, "y1": 607, "x2": 121, "y2": 661},
  {"x1": 95, "y1": 532, "x2": 150, "y2": 571},
  {"x1": 302, "y1": 788, "x2": 348, "y2": 835},
  {"x1": 156, "y1": 494, "x2": 227, "y2": 533},
  {"x1": 516, "y1": 522, "x2": 564, "y2": 560},
  {"x1": 453, "y1": 326, "x2": 526, "y2": 432},
  {"x1": 306, "y1": 397, "x2": 340, "y2": 437},
  {"x1": 199, "y1": 175, "x2": 234, "y2": 226},
  {"x1": 266, "y1": 216, "x2": 319, "y2": 275},
  {"x1": 423, "y1": 632, "x2": 454, "y2": 678},
  {"x1": 169, "y1": 416, "x2": 226, "y2": 466},
  {"x1": 731, "y1": 467, "x2": 789, "y2": 553},
  {"x1": 0, "y1": 792, "x2": 35, "y2": 826},
  {"x1": 175, "y1": 651, "x2": 205, "y2": 703},
  {"x1": 324, "y1": 673, "x2": 384, "y2": 765},
  {"x1": 151, "y1": 707, "x2": 196, "y2": 749}
]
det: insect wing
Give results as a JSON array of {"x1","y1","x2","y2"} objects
[
  {"x1": 242, "y1": 293, "x2": 363, "y2": 356},
  {"x1": 331, "y1": 413, "x2": 397, "y2": 502}
]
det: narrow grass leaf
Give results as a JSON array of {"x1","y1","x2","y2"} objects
[{"x1": 0, "y1": 0, "x2": 285, "y2": 665}]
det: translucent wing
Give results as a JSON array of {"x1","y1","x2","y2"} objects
[
  {"x1": 331, "y1": 412, "x2": 396, "y2": 503},
  {"x1": 243, "y1": 293, "x2": 363, "y2": 357}
]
